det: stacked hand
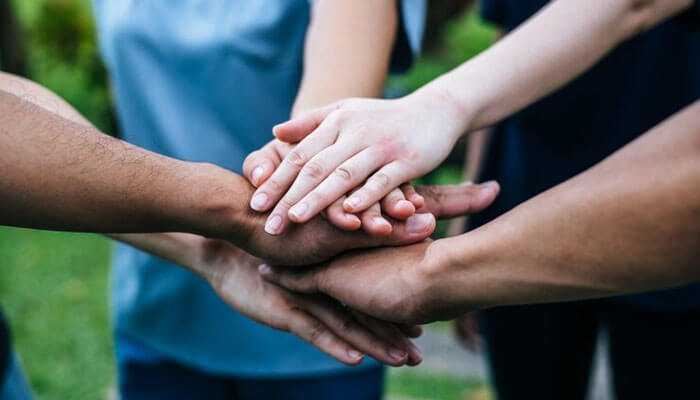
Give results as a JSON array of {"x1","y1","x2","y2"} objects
[
  {"x1": 245, "y1": 90, "x2": 473, "y2": 235},
  {"x1": 232, "y1": 132, "x2": 497, "y2": 361}
]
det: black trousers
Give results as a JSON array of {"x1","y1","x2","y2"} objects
[{"x1": 480, "y1": 301, "x2": 700, "y2": 400}]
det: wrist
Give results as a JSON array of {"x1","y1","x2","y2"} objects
[
  {"x1": 411, "y1": 82, "x2": 476, "y2": 143},
  {"x1": 181, "y1": 162, "x2": 257, "y2": 245},
  {"x1": 418, "y1": 231, "x2": 502, "y2": 317}
]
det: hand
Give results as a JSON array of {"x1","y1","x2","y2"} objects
[
  {"x1": 239, "y1": 181, "x2": 499, "y2": 266},
  {"x1": 247, "y1": 89, "x2": 470, "y2": 233},
  {"x1": 244, "y1": 139, "x2": 425, "y2": 235},
  {"x1": 259, "y1": 240, "x2": 465, "y2": 325},
  {"x1": 189, "y1": 235, "x2": 424, "y2": 366}
]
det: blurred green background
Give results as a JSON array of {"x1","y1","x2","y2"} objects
[{"x1": 0, "y1": 1, "x2": 496, "y2": 399}]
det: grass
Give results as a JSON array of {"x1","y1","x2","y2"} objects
[{"x1": 0, "y1": 227, "x2": 114, "y2": 399}]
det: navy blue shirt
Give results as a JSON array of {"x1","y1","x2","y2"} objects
[{"x1": 474, "y1": 0, "x2": 700, "y2": 311}]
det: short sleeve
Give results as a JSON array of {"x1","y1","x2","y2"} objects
[{"x1": 389, "y1": 0, "x2": 427, "y2": 74}]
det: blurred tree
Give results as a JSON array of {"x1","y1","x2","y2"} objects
[{"x1": 0, "y1": 0, "x2": 28, "y2": 76}]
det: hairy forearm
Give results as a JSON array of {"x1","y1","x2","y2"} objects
[
  {"x1": 420, "y1": 0, "x2": 693, "y2": 135},
  {"x1": 0, "y1": 75, "x2": 251, "y2": 237},
  {"x1": 291, "y1": 0, "x2": 397, "y2": 116},
  {"x1": 432, "y1": 101, "x2": 700, "y2": 310}
]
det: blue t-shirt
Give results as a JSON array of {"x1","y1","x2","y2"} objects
[
  {"x1": 474, "y1": 0, "x2": 700, "y2": 311},
  {"x1": 92, "y1": 0, "x2": 425, "y2": 377}
]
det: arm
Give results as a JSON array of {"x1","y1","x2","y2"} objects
[
  {"x1": 261, "y1": 100, "x2": 700, "y2": 324},
  {"x1": 246, "y1": 0, "x2": 424, "y2": 235},
  {"x1": 291, "y1": 0, "x2": 398, "y2": 115},
  {"x1": 255, "y1": 0, "x2": 693, "y2": 223},
  {"x1": 0, "y1": 72, "x2": 243, "y2": 236}
]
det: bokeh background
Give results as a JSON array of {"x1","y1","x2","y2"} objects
[{"x1": 0, "y1": 1, "x2": 499, "y2": 399}]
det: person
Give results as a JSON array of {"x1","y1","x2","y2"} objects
[
  {"x1": 449, "y1": 1, "x2": 700, "y2": 399},
  {"x1": 89, "y1": 1, "x2": 437, "y2": 399},
  {"x1": 257, "y1": 1, "x2": 700, "y2": 397},
  {"x1": 0, "y1": 72, "x2": 498, "y2": 398}
]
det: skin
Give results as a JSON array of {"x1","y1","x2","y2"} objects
[
  {"x1": 249, "y1": 0, "x2": 693, "y2": 226},
  {"x1": 261, "y1": 101, "x2": 700, "y2": 324},
  {"x1": 248, "y1": 0, "x2": 423, "y2": 235},
  {"x1": 0, "y1": 72, "x2": 499, "y2": 364}
]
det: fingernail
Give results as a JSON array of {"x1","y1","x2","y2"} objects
[
  {"x1": 347, "y1": 349, "x2": 363, "y2": 360},
  {"x1": 265, "y1": 214, "x2": 282, "y2": 235},
  {"x1": 389, "y1": 348, "x2": 407, "y2": 361},
  {"x1": 251, "y1": 193, "x2": 269, "y2": 211},
  {"x1": 373, "y1": 217, "x2": 388, "y2": 226},
  {"x1": 251, "y1": 166, "x2": 264, "y2": 185},
  {"x1": 345, "y1": 195, "x2": 362, "y2": 211},
  {"x1": 482, "y1": 180, "x2": 499, "y2": 190},
  {"x1": 406, "y1": 213, "x2": 431, "y2": 233},
  {"x1": 258, "y1": 264, "x2": 272, "y2": 274},
  {"x1": 289, "y1": 202, "x2": 309, "y2": 220}
]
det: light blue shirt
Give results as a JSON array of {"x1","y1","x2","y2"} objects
[{"x1": 93, "y1": 0, "x2": 425, "y2": 377}]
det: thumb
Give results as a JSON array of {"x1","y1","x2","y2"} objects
[
  {"x1": 258, "y1": 264, "x2": 322, "y2": 294},
  {"x1": 416, "y1": 181, "x2": 500, "y2": 219},
  {"x1": 273, "y1": 103, "x2": 338, "y2": 143}
]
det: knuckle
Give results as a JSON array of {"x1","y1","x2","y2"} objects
[
  {"x1": 301, "y1": 161, "x2": 325, "y2": 180},
  {"x1": 370, "y1": 172, "x2": 391, "y2": 190},
  {"x1": 287, "y1": 149, "x2": 307, "y2": 168},
  {"x1": 278, "y1": 197, "x2": 296, "y2": 210},
  {"x1": 340, "y1": 316, "x2": 356, "y2": 333},
  {"x1": 333, "y1": 166, "x2": 353, "y2": 182},
  {"x1": 265, "y1": 179, "x2": 283, "y2": 193},
  {"x1": 307, "y1": 320, "x2": 328, "y2": 345}
]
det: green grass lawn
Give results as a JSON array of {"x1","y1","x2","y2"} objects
[{"x1": 0, "y1": 227, "x2": 114, "y2": 399}]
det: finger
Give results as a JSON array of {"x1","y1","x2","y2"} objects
[
  {"x1": 352, "y1": 312, "x2": 423, "y2": 367},
  {"x1": 326, "y1": 195, "x2": 362, "y2": 231},
  {"x1": 344, "y1": 161, "x2": 414, "y2": 214},
  {"x1": 282, "y1": 143, "x2": 364, "y2": 223},
  {"x1": 298, "y1": 298, "x2": 410, "y2": 367},
  {"x1": 259, "y1": 264, "x2": 321, "y2": 293},
  {"x1": 416, "y1": 181, "x2": 500, "y2": 219},
  {"x1": 288, "y1": 148, "x2": 387, "y2": 224},
  {"x1": 273, "y1": 103, "x2": 339, "y2": 143},
  {"x1": 381, "y1": 187, "x2": 415, "y2": 221},
  {"x1": 400, "y1": 183, "x2": 425, "y2": 210},
  {"x1": 251, "y1": 125, "x2": 339, "y2": 214},
  {"x1": 398, "y1": 324, "x2": 423, "y2": 339},
  {"x1": 243, "y1": 144, "x2": 282, "y2": 188},
  {"x1": 359, "y1": 202, "x2": 393, "y2": 237},
  {"x1": 285, "y1": 308, "x2": 364, "y2": 366}
]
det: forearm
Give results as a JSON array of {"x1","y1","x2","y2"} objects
[
  {"x1": 419, "y1": 0, "x2": 693, "y2": 136},
  {"x1": 0, "y1": 75, "x2": 251, "y2": 237},
  {"x1": 291, "y1": 0, "x2": 398, "y2": 116},
  {"x1": 433, "y1": 101, "x2": 700, "y2": 311}
]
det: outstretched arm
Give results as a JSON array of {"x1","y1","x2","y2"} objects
[
  {"x1": 262, "y1": 100, "x2": 700, "y2": 324},
  {"x1": 253, "y1": 0, "x2": 693, "y2": 225},
  {"x1": 0, "y1": 73, "x2": 497, "y2": 265},
  {"x1": 246, "y1": 0, "x2": 425, "y2": 236},
  {"x1": 0, "y1": 72, "x2": 247, "y2": 236}
]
